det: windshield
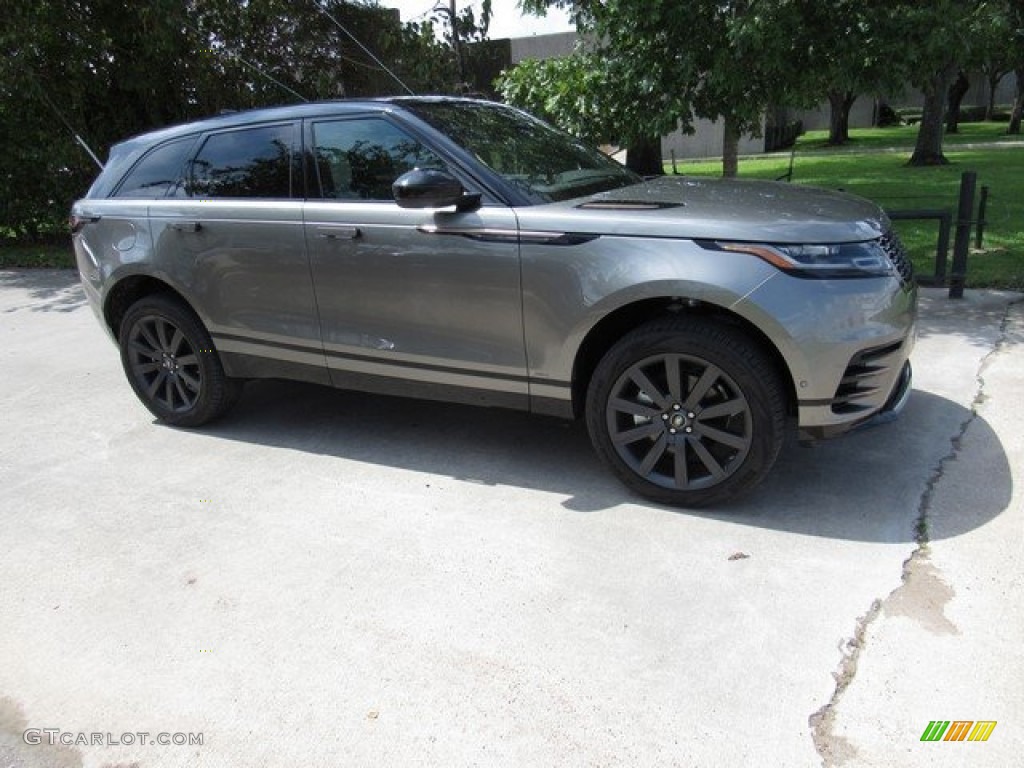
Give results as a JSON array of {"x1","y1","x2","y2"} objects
[{"x1": 405, "y1": 101, "x2": 642, "y2": 204}]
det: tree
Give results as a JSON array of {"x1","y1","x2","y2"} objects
[
  {"x1": 1006, "y1": 0, "x2": 1024, "y2": 133},
  {"x1": 973, "y1": 1, "x2": 1016, "y2": 120},
  {"x1": 192, "y1": 0, "x2": 450, "y2": 105},
  {"x1": 797, "y1": 0, "x2": 908, "y2": 145},
  {"x1": 509, "y1": 1, "x2": 820, "y2": 177},
  {"x1": 945, "y1": 70, "x2": 971, "y2": 134},
  {"x1": 0, "y1": 0, "x2": 457, "y2": 241},
  {"x1": 798, "y1": 0, "x2": 996, "y2": 164},
  {"x1": 1011, "y1": 68, "x2": 1024, "y2": 133},
  {"x1": 496, "y1": 53, "x2": 611, "y2": 145},
  {"x1": 430, "y1": 0, "x2": 492, "y2": 90},
  {"x1": 0, "y1": 0, "x2": 184, "y2": 239},
  {"x1": 808, "y1": 1, "x2": 1009, "y2": 156},
  {"x1": 497, "y1": 48, "x2": 677, "y2": 174},
  {"x1": 901, "y1": 1, "x2": 988, "y2": 166}
]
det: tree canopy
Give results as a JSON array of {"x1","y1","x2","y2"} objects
[
  {"x1": 0, "y1": 0, "x2": 458, "y2": 240},
  {"x1": 504, "y1": 0, "x2": 1021, "y2": 173},
  {"x1": 505, "y1": 0, "x2": 822, "y2": 175},
  {"x1": 4, "y1": 0, "x2": 1021, "y2": 236},
  {"x1": 792, "y1": 0, "x2": 907, "y2": 145}
]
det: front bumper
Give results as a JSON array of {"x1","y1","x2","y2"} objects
[
  {"x1": 799, "y1": 359, "x2": 913, "y2": 440},
  {"x1": 736, "y1": 270, "x2": 917, "y2": 442}
]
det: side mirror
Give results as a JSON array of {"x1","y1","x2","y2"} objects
[{"x1": 393, "y1": 169, "x2": 480, "y2": 211}]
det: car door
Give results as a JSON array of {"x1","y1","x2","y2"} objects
[
  {"x1": 148, "y1": 121, "x2": 328, "y2": 383},
  {"x1": 303, "y1": 115, "x2": 528, "y2": 408}
]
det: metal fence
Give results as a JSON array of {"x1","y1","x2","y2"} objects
[{"x1": 883, "y1": 172, "x2": 981, "y2": 299}]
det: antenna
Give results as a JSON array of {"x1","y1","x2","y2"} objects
[
  {"x1": 24, "y1": 73, "x2": 104, "y2": 170},
  {"x1": 313, "y1": 0, "x2": 416, "y2": 96},
  {"x1": 73, "y1": 134, "x2": 105, "y2": 171}
]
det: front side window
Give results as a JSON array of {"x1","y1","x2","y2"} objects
[
  {"x1": 188, "y1": 124, "x2": 294, "y2": 199},
  {"x1": 311, "y1": 118, "x2": 446, "y2": 201},
  {"x1": 114, "y1": 137, "x2": 196, "y2": 198},
  {"x1": 405, "y1": 102, "x2": 640, "y2": 204}
]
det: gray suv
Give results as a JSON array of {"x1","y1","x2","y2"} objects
[{"x1": 71, "y1": 97, "x2": 916, "y2": 506}]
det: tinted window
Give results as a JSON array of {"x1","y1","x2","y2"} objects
[
  {"x1": 311, "y1": 118, "x2": 445, "y2": 200},
  {"x1": 114, "y1": 137, "x2": 195, "y2": 198},
  {"x1": 189, "y1": 124, "x2": 294, "y2": 199},
  {"x1": 406, "y1": 102, "x2": 639, "y2": 204}
]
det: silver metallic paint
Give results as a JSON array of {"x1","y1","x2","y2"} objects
[{"x1": 72, "y1": 99, "x2": 917, "y2": 440}]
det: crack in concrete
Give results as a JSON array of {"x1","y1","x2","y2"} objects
[
  {"x1": 808, "y1": 598, "x2": 882, "y2": 766},
  {"x1": 808, "y1": 298, "x2": 1019, "y2": 768}
]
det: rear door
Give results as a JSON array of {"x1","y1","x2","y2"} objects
[
  {"x1": 148, "y1": 121, "x2": 328, "y2": 382},
  {"x1": 302, "y1": 115, "x2": 528, "y2": 408}
]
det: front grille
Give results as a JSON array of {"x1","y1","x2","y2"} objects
[
  {"x1": 879, "y1": 230, "x2": 913, "y2": 289},
  {"x1": 832, "y1": 341, "x2": 903, "y2": 415}
]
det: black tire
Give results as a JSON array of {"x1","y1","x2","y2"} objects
[
  {"x1": 586, "y1": 317, "x2": 785, "y2": 507},
  {"x1": 118, "y1": 294, "x2": 242, "y2": 427}
]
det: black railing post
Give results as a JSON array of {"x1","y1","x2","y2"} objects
[
  {"x1": 949, "y1": 171, "x2": 976, "y2": 299},
  {"x1": 974, "y1": 185, "x2": 989, "y2": 249},
  {"x1": 885, "y1": 210, "x2": 951, "y2": 285}
]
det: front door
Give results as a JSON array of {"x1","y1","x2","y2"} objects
[{"x1": 303, "y1": 115, "x2": 527, "y2": 409}]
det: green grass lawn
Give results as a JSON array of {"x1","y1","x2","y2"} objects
[
  {"x1": 668, "y1": 126, "x2": 1024, "y2": 291},
  {"x1": 797, "y1": 121, "x2": 1021, "y2": 151}
]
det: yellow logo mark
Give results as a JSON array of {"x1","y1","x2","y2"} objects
[{"x1": 967, "y1": 721, "x2": 997, "y2": 741}]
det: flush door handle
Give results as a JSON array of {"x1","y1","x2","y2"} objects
[{"x1": 317, "y1": 226, "x2": 361, "y2": 240}]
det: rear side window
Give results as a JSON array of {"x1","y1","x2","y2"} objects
[
  {"x1": 311, "y1": 118, "x2": 445, "y2": 200},
  {"x1": 188, "y1": 124, "x2": 294, "y2": 199},
  {"x1": 113, "y1": 137, "x2": 196, "y2": 198}
]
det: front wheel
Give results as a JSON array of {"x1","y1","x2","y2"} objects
[
  {"x1": 586, "y1": 317, "x2": 786, "y2": 507},
  {"x1": 119, "y1": 294, "x2": 242, "y2": 427}
]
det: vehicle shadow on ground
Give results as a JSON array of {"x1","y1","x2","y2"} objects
[
  {"x1": 0, "y1": 269, "x2": 86, "y2": 314},
  {"x1": 203, "y1": 378, "x2": 1011, "y2": 543}
]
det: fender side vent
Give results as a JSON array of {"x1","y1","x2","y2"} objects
[{"x1": 576, "y1": 201, "x2": 683, "y2": 210}]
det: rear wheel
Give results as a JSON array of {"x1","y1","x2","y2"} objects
[
  {"x1": 586, "y1": 317, "x2": 785, "y2": 507},
  {"x1": 119, "y1": 294, "x2": 242, "y2": 427}
]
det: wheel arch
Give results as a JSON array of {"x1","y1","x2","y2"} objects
[
  {"x1": 103, "y1": 274, "x2": 198, "y2": 341},
  {"x1": 571, "y1": 297, "x2": 798, "y2": 419}
]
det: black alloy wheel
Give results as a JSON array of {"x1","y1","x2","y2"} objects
[
  {"x1": 586, "y1": 317, "x2": 785, "y2": 507},
  {"x1": 119, "y1": 294, "x2": 241, "y2": 427}
]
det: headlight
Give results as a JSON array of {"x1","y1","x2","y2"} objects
[{"x1": 716, "y1": 240, "x2": 895, "y2": 278}]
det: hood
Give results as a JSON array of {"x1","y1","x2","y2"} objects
[{"x1": 518, "y1": 176, "x2": 888, "y2": 244}]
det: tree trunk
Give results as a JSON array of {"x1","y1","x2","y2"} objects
[
  {"x1": 1009, "y1": 66, "x2": 1024, "y2": 135},
  {"x1": 625, "y1": 136, "x2": 664, "y2": 176},
  {"x1": 945, "y1": 70, "x2": 969, "y2": 134},
  {"x1": 449, "y1": 0, "x2": 465, "y2": 88},
  {"x1": 722, "y1": 118, "x2": 739, "y2": 178},
  {"x1": 827, "y1": 90, "x2": 857, "y2": 145},
  {"x1": 985, "y1": 70, "x2": 1004, "y2": 121},
  {"x1": 909, "y1": 64, "x2": 957, "y2": 166}
]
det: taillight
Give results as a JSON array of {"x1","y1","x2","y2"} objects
[{"x1": 69, "y1": 213, "x2": 100, "y2": 234}]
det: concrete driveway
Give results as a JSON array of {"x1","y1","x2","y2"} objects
[{"x1": 1, "y1": 270, "x2": 1020, "y2": 767}]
